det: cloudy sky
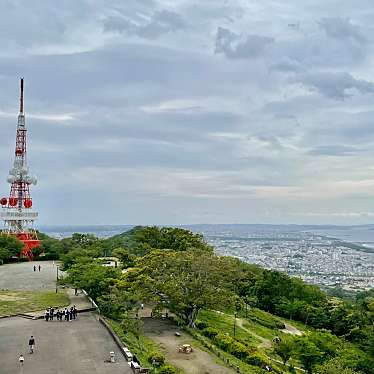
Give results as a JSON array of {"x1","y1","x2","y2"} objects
[{"x1": 1, "y1": 1, "x2": 374, "y2": 225}]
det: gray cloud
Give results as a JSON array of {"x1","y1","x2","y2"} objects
[
  {"x1": 307, "y1": 145, "x2": 363, "y2": 156},
  {"x1": 270, "y1": 57, "x2": 304, "y2": 73},
  {"x1": 295, "y1": 71, "x2": 374, "y2": 99},
  {"x1": 319, "y1": 17, "x2": 365, "y2": 43},
  {"x1": 215, "y1": 27, "x2": 274, "y2": 59},
  {"x1": 1, "y1": 1, "x2": 374, "y2": 224},
  {"x1": 103, "y1": 10, "x2": 186, "y2": 39}
]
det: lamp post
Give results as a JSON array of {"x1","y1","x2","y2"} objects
[
  {"x1": 55, "y1": 264, "x2": 59, "y2": 293},
  {"x1": 233, "y1": 312, "x2": 237, "y2": 338}
]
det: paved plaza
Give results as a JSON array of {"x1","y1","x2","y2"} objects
[
  {"x1": 0, "y1": 261, "x2": 57, "y2": 291},
  {"x1": 0, "y1": 261, "x2": 132, "y2": 373},
  {"x1": 0, "y1": 313, "x2": 132, "y2": 374}
]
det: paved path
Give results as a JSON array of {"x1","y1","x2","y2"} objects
[
  {"x1": 0, "y1": 261, "x2": 57, "y2": 291},
  {"x1": 0, "y1": 312, "x2": 132, "y2": 374}
]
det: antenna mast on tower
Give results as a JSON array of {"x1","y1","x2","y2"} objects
[{"x1": 1, "y1": 78, "x2": 39, "y2": 260}]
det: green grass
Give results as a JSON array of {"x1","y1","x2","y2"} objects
[
  {"x1": 197, "y1": 309, "x2": 308, "y2": 373},
  {"x1": 199, "y1": 310, "x2": 261, "y2": 344},
  {"x1": 0, "y1": 290, "x2": 69, "y2": 316},
  {"x1": 188, "y1": 328, "x2": 273, "y2": 374}
]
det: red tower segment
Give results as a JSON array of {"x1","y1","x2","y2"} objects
[{"x1": 1, "y1": 79, "x2": 39, "y2": 260}]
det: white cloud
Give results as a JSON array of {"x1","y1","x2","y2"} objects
[{"x1": 0, "y1": 110, "x2": 74, "y2": 122}]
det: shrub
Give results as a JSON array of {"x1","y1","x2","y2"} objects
[
  {"x1": 215, "y1": 333, "x2": 234, "y2": 351},
  {"x1": 230, "y1": 341, "x2": 248, "y2": 360},
  {"x1": 245, "y1": 352, "x2": 268, "y2": 367},
  {"x1": 195, "y1": 319, "x2": 209, "y2": 330},
  {"x1": 159, "y1": 364, "x2": 178, "y2": 374},
  {"x1": 147, "y1": 351, "x2": 165, "y2": 366},
  {"x1": 202, "y1": 327, "x2": 219, "y2": 339}
]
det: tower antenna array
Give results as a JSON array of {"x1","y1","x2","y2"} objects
[{"x1": 1, "y1": 78, "x2": 39, "y2": 260}]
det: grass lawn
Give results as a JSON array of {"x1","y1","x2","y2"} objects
[
  {"x1": 198, "y1": 310, "x2": 261, "y2": 344},
  {"x1": 197, "y1": 309, "x2": 307, "y2": 373},
  {"x1": 0, "y1": 290, "x2": 69, "y2": 316}
]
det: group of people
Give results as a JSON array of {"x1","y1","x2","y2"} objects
[
  {"x1": 44, "y1": 306, "x2": 78, "y2": 321},
  {"x1": 33, "y1": 264, "x2": 41, "y2": 272}
]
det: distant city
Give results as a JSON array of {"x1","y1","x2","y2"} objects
[{"x1": 40, "y1": 224, "x2": 374, "y2": 292}]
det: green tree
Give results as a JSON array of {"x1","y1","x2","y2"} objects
[
  {"x1": 64, "y1": 260, "x2": 121, "y2": 300},
  {"x1": 0, "y1": 235, "x2": 24, "y2": 264},
  {"x1": 295, "y1": 337, "x2": 322, "y2": 374},
  {"x1": 122, "y1": 249, "x2": 234, "y2": 327},
  {"x1": 97, "y1": 287, "x2": 138, "y2": 320},
  {"x1": 316, "y1": 358, "x2": 360, "y2": 374},
  {"x1": 273, "y1": 336, "x2": 295, "y2": 366},
  {"x1": 112, "y1": 248, "x2": 135, "y2": 268},
  {"x1": 120, "y1": 311, "x2": 143, "y2": 337}
]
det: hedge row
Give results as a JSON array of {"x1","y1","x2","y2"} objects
[{"x1": 196, "y1": 323, "x2": 269, "y2": 368}]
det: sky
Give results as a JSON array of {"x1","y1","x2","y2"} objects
[{"x1": 1, "y1": 1, "x2": 374, "y2": 225}]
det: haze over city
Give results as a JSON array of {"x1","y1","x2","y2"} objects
[{"x1": 1, "y1": 1, "x2": 374, "y2": 225}]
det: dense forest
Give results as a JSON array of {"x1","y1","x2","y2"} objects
[{"x1": 0, "y1": 227, "x2": 373, "y2": 373}]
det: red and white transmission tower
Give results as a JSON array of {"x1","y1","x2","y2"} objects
[{"x1": 1, "y1": 78, "x2": 39, "y2": 260}]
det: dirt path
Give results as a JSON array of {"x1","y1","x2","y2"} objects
[
  {"x1": 143, "y1": 318, "x2": 235, "y2": 374},
  {"x1": 236, "y1": 318, "x2": 272, "y2": 349},
  {"x1": 280, "y1": 323, "x2": 303, "y2": 336}
]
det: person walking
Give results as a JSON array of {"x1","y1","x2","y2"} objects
[
  {"x1": 33, "y1": 265, "x2": 36, "y2": 272},
  {"x1": 19, "y1": 354, "x2": 24, "y2": 367},
  {"x1": 72, "y1": 305, "x2": 77, "y2": 319},
  {"x1": 45, "y1": 309, "x2": 49, "y2": 322},
  {"x1": 38, "y1": 264, "x2": 41, "y2": 272},
  {"x1": 28, "y1": 336, "x2": 35, "y2": 354}
]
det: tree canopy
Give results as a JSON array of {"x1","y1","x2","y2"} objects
[{"x1": 121, "y1": 249, "x2": 234, "y2": 327}]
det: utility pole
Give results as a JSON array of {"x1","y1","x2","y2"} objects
[
  {"x1": 55, "y1": 264, "x2": 59, "y2": 293},
  {"x1": 233, "y1": 312, "x2": 237, "y2": 338}
]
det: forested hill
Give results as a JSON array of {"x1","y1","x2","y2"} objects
[{"x1": 1, "y1": 226, "x2": 373, "y2": 373}]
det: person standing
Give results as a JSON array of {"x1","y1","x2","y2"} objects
[
  {"x1": 38, "y1": 265, "x2": 41, "y2": 272},
  {"x1": 73, "y1": 305, "x2": 77, "y2": 319},
  {"x1": 45, "y1": 309, "x2": 49, "y2": 322},
  {"x1": 64, "y1": 308, "x2": 69, "y2": 321},
  {"x1": 50, "y1": 307, "x2": 54, "y2": 321},
  {"x1": 19, "y1": 354, "x2": 24, "y2": 367},
  {"x1": 33, "y1": 265, "x2": 36, "y2": 272},
  {"x1": 28, "y1": 336, "x2": 35, "y2": 354}
]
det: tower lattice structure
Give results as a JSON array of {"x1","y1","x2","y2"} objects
[{"x1": 1, "y1": 78, "x2": 39, "y2": 260}]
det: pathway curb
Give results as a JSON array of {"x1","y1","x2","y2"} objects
[{"x1": 98, "y1": 316, "x2": 129, "y2": 359}]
